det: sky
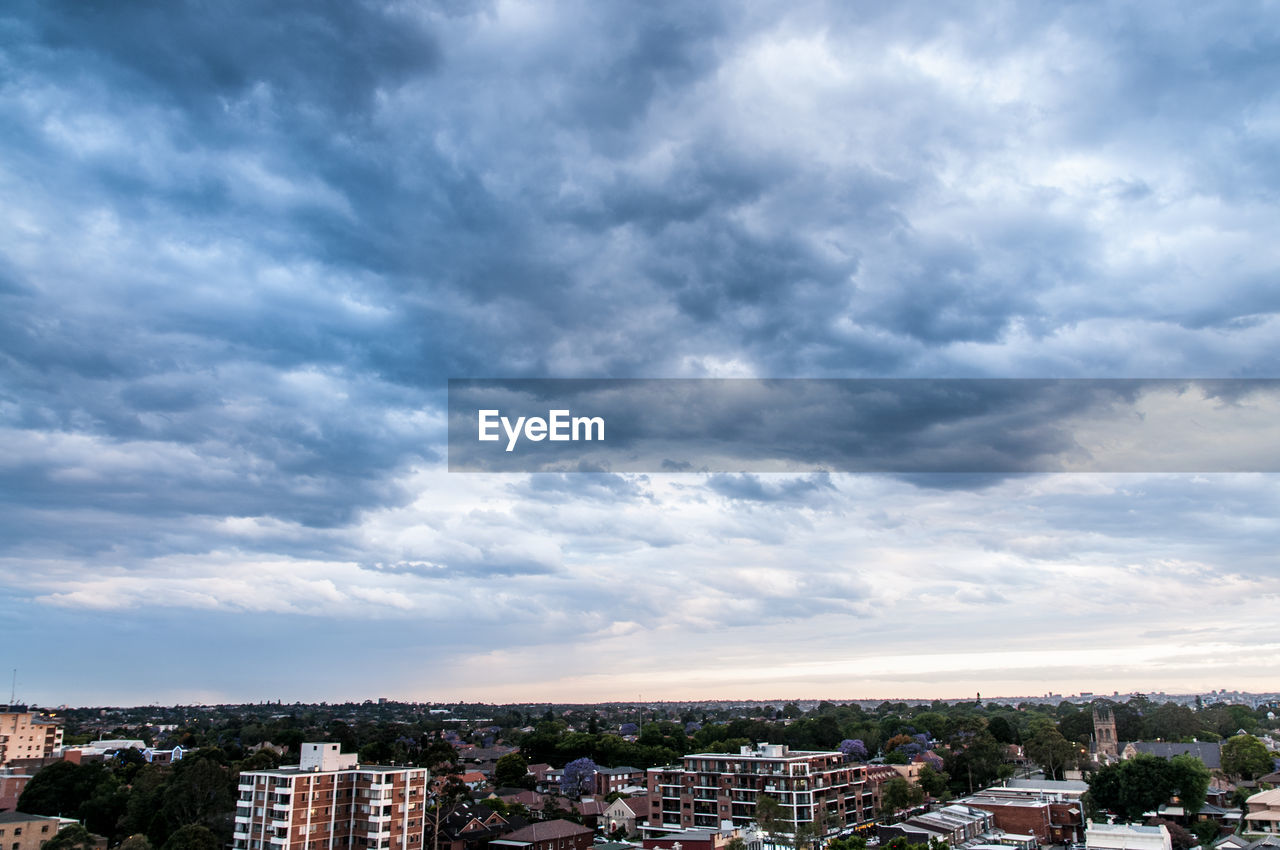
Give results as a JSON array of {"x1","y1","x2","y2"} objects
[{"x1": 2, "y1": 0, "x2": 1279, "y2": 707}]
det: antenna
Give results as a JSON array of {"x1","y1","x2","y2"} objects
[{"x1": 8, "y1": 669, "x2": 14, "y2": 710}]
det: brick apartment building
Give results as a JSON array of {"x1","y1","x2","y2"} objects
[
  {"x1": 0, "y1": 714, "x2": 63, "y2": 767},
  {"x1": 233, "y1": 743, "x2": 432, "y2": 850},
  {"x1": 594, "y1": 768, "x2": 645, "y2": 797},
  {"x1": 956, "y1": 780, "x2": 1087, "y2": 845},
  {"x1": 646, "y1": 743, "x2": 875, "y2": 837}
]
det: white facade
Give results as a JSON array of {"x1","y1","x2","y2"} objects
[
  {"x1": 1085, "y1": 820, "x2": 1172, "y2": 850},
  {"x1": 299, "y1": 742, "x2": 358, "y2": 772}
]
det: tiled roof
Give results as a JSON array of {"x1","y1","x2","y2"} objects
[{"x1": 504, "y1": 819, "x2": 593, "y2": 842}]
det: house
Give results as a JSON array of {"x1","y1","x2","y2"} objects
[
  {"x1": 143, "y1": 746, "x2": 185, "y2": 765},
  {"x1": 602, "y1": 796, "x2": 649, "y2": 837},
  {"x1": 430, "y1": 802, "x2": 524, "y2": 850},
  {"x1": 489, "y1": 819, "x2": 594, "y2": 850},
  {"x1": 1245, "y1": 789, "x2": 1280, "y2": 836},
  {"x1": 1121, "y1": 742, "x2": 1222, "y2": 770}
]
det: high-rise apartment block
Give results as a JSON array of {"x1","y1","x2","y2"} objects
[
  {"x1": 646, "y1": 743, "x2": 874, "y2": 836},
  {"x1": 0, "y1": 712, "x2": 63, "y2": 767},
  {"x1": 234, "y1": 744, "x2": 432, "y2": 850}
]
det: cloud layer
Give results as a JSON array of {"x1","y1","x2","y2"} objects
[{"x1": 2, "y1": 0, "x2": 1278, "y2": 703}]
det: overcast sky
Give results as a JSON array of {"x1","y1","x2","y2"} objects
[{"x1": 3, "y1": 0, "x2": 1279, "y2": 706}]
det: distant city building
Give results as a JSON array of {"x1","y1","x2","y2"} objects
[
  {"x1": 233, "y1": 743, "x2": 431, "y2": 850},
  {"x1": 646, "y1": 743, "x2": 875, "y2": 837},
  {"x1": 0, "y1": 714, "x2": 63, "y2": 767}
]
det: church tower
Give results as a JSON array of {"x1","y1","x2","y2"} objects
[{"x1": 1092, "y1": 704, "x2": 1118, "y2": 758}]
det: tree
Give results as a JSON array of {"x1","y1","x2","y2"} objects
[
  {"x1": 494, "y1": 752, "x2": 530, "y2": 788},
  {"x1": 119, "y1": 836, "x2": 154, "y2": 850},
  {"x1": 158, "y1": 755, "x2": 235, "y2": 845},
  {"x1": 987, "y1": 716, "x2": 1017, "y2": 745},
  {"x1": 1190, "y1": 819, "x2": 1222, "y2": 847},
  {"x1": 827, "y1": 838, "x2": 868, "y2": 850},
  {"x1": 880, "y1": 777, "x2": 924, "y2": 816},
  {"x1": 161, "y1": 825, "x2": 221, "y2": 850},
  {"x1": 755, "y1": 794, "x2": 788, "y2": 848},
  {"x1": 917, "y1": 765, "x2": 950, "y2": 800},
  {"x1": 43, "y1": 825, "x2": 97, "y2": 850},
  {"x1": 1024, "y1": 721, "x2": 1075, "y2": 781},
  {"x1": 1167, "y1": 754, "x2": 1209, "y2": 815},
  {"x1": 560, "y1": 757, "x2": 597, "y2": 797},
  {"x1": 1083, "y1": 753, "x2": 1209, "y2": 821},
  {"x1": 1221, "y1": 734, "x2": 1274, "y2": 780},
  {"x1": 943, "y1": 725, "x2": 1010, "y2": 794},
  {"x1": 839, "y1": 739, "x2": 869, "y2": 761},
  {"x1": 1146, "y1": 819, "x2": 1194, "y2": 850},
  {"x1": 17, "y1": 760, "x2": 110, "y2": 819}
]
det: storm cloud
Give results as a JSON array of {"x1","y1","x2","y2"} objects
[{"x1": 2, "y1": 0, "x2": 1279, "y2": 702}]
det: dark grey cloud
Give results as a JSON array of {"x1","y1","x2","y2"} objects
[
  {"x1": 705, "y1": 472, "x2": 837, "y2": 503},
  {"x1": 448, "y1": 378, "x2": 1280, "y2": 473}
]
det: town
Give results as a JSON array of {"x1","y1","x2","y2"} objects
[{"x1": 2, "y1": 692, "x2": 1277, "y2": 850}]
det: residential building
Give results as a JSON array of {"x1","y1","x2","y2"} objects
[
  {"x1": 878, "y1": 804, "x2": 996, "y2": 847},
  {"x1": 602, "y1": 797, "x2": 649, "y2": 838},
  {"x1": 0, "y1": 812, "x2": 105, "y2": 850},
  {"x1": 0, "y1": 714, "x2": 63, "y2": 768},
  {"x1": 1085, "y1": 820, "x2": 1171, "y2": 850},
  {"x1": 645, "y1": 743, "x2": 874, "y2": 837},
  {"x1": 429, "y1": 802, "x2": 523, "y2": 850},
  {"x1": 489, "y1": 820, "x2": 593, "y2": 850},
  {"x1": 1120, "y1": 743, "x2": 1221, "y2": 770},
  {"x1": 0, "y1": 772, "x2": 32, "y2": 813},
  {"x1": 954, "y1": 789, "x2": 1084, "y2": 844},
  {"x1": 642, "y1": 827, "x2": 761, "y2": 850},
  {"x1": 595, "y1": 768, "x2": 646, "y2": 797},
  {"x1": 144, "y1": 746, "x2": 185, "y2": 765},
  {"x1": 233, "y1": 743, "x2": 432, "y2": 850},
  {"x1": 1245, "y1": 789, "x2": 1280, "y2": 836}
]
